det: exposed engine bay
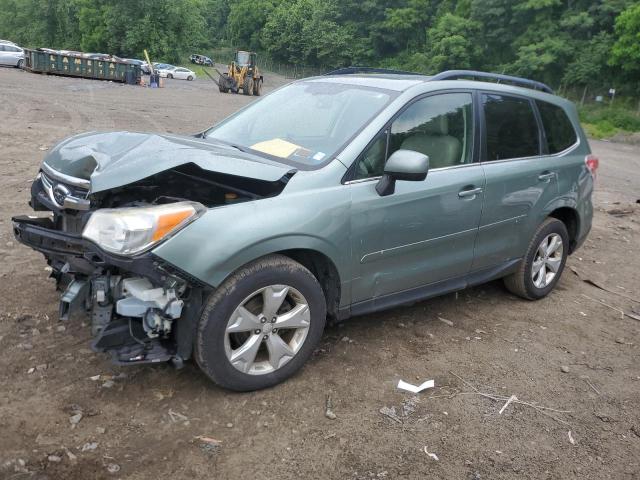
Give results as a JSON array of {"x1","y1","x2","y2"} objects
[{"x1": 12, "y1": 161, "x2": 293, "y2": 366}]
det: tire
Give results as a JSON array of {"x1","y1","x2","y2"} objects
[
  {"x1": 242, "y1": 76, "x2": 253, "y2": 95},
  {"x1": 253, "y1": 78, "x2": 262, "y2": 96},
  {"x1": 218, "y1": 75, "x2": 229, "y2": 93},
  {"x1": 17, "y1": 59, "x2": 23, "y2": 69},
  {"x1": 167, "y1": 73, "x2": 173, "y2": 79},
  {"x1": 187, "y1": 75, "x2": 193, "y2": 81},
  {"x1": 503, "y1": 217, "x2": 569, "y2": 300},
  {"x1": 196, "y1": 254, "x2": 327, "y2": 391}
]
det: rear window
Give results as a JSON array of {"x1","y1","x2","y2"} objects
[
  {"x1": 483, "y1": 94, "x2": 540, "y2": 161},
  {"x1": 536, "y1": 100, "x2": 577, "y2": 154}
]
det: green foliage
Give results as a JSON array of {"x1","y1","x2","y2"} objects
[
  {"x1": 0, "y1": 0, "x2": 638, "y2": 110},
  {"x1": 580, "y1": 104, "x2": 640, "y2": 138},
  {"x1": 0, "y1": 0, "x2": 228, "y2": 63},
  {"x1": 425, "y1": 13, "x2": 481, "y2": 72},
  {"x1": 610, "y1": 3, "x2": 640, "y2": 78},
  {"x1": 261, "y1": 0, "x2": 352, "y2": 67}
]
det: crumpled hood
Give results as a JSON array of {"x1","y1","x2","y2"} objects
[{"x1": 42, "y1": 131, "x2": 294, "y2": 193}]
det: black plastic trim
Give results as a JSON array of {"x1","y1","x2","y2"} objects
[
  {"x1": 325, "y1": 66, "x2": 426, "y2": 77},
  {"x1": 430, "y1": 70, "x2": 554, "y2": 94}
]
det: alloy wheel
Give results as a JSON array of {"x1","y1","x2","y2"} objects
[
  {"x1": 531, "y1": 233, "x2": 563, "y2": 288},
  {"x1": 224, "y1": 285, "x2": 310, "y2": 375}
]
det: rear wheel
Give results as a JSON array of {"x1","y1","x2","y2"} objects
[
  {"x1": 503, "y1": 217, "x2": 569, "y2": 300},
  {"x1": 196, "y1": 255, "x2": 327, "y2": 391},
  {"x1": 242, "y1": 76, "x2": 253, "y2": 95},
  {"x1": 167, "y1": 73, "x2": 173, "y2": 79},
  {"x1": 187, "y1": 75, "x2": 193, "y2": 81}
]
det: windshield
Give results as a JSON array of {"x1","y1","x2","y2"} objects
[
  {"x1": 236, "y1": 51, "x2": 250, "y2": 66},
  {"x1": 205, "y1": 81, "x2": 395, "y2": 168}
]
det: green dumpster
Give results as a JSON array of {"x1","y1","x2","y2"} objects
[{"x1": 23, "y1": 48, "x2": 141, "y2": 83}]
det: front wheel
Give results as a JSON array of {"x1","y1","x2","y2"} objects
[
  {"x1": 196, "y1": 255, "x2": 327, "y2": 391},
  {"x1": 167, "y1": 73, "x2": 173, "y2": 79},
  {"x1": 17, "y1": 59, "x2": 23, "y2": 69},
  {"x1": 187, "y1": 75, "x2": 193, "y2": 81},
  {"x1": 253, "y1": 78, "x2": 262, "y2": 96},
  {"x1": 503, "y1": 217, "x2": 569, "y2": 300},
  {"x1": 242, "y1": 76, "x2": 253, "y2": 95}
]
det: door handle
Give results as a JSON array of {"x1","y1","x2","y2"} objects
[
  {"x1": 458, "y1": 187, "x2": 483, "y2": 198},
  {"x1": 538, "y1": 171, "x2": 555, "y2": 182}
]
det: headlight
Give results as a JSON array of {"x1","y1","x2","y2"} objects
[{"x1": 82, "y1": 202, "x2": 204, "y2": 255}]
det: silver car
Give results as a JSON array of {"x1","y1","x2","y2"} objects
[{"x1": 0, "y1": 43, "x2": 24, "y2": 68}]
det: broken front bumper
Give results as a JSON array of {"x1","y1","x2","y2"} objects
[{"x1": 12, "y1": 215, "x2": 207, "y2": 366}]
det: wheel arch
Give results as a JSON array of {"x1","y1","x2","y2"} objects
[
  {"x1": 548, "y1": 206, "x2": 580, "y2": 253},
  {"x1": 275, "y1": 248, "x2": 341, "y2": 322}
]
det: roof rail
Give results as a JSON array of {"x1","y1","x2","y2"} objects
[
  {"x1": 430, "y1": 70, "x2": 554, "y2": 94},
  {"x1": 324, "y1": 66, "x2": 425, "y2": 77}
]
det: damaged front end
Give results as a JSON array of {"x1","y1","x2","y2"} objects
[
  {"x1": 13, "y1": 172, "x2": 208, "y2": 365},
  {"x1": 13, "y1": 134, "x2": 295, "y2": 367}
]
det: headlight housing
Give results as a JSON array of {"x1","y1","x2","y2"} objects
[{"x1": 82, "y1": 202, "x2": 204, "y2": 255}]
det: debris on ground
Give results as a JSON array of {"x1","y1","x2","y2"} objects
[
  {"x1": 449, "y1": 372, "x2": 572, "y2": 425},
  {"x1": 561, "y1": 366, "x2": 570, "y2": 373},
  {"x1": 570, "y1": 267, "x2": 640, "y2": 304},
  {"x1": 397, "y1": 379, "x2": 434, "y2": 394},
  {"x1": 195, "y1": 435, "x2": 223, "y2": 456},
  {"x1": 606, "y1": 208, "x2": 633, "y2": 217},
  {"x1": 379, "y1": 406, "x2": 402, "y2": 423},
  {"x1": 580, "y1": 375, "x2": 601, "y2": 395},
  {"x1": 401, "y1": 396, "x2": 420, "y2": 417},
  {"x1": 325, "y1": 395, "x2": 337, "y2": 420},
  {"x1": 168, "y1": 409, "x2": 188, "y2": 423},
  {"x1": 63, "y1": 447, "x2": 77, "y2": 462},
  {"x1": 438, "y1": 316, "x2": 454, "y2": 327},
  {"x1": 423, "y1": 446, "x2": 439, "y2": 461},
  {"x1": 568, "y1": 431, "x2": 576, "y2": 445},
  {"x1": 69, "y1": 413, "x2": 83, "y2": 427},
  {"x1": 498, "y1": 394, "x2": 518, "y2": 415},
  {"x1": 81, "y1": 442, "x2": 98, "y2": 452},
  {"x1": 106, "y1": 463, "x2": 120, "y2": 473},
  {"x1": 47, "y1": 455, "x2": 62, "y2": 463}
]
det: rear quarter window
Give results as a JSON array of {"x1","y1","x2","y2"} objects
[
  {"x1": 536, "y1": 100, "x2": 578, "y2": 154},
  {"x1": 482, "y1": 94, "x2": 540, "y2": 161}
]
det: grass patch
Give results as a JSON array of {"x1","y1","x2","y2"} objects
[{"x1": 579, "y1": 104, "x2": 640, "y2": 139}]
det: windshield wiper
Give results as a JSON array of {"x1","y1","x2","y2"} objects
[{"x1": 202, "y1": 136, "x2": 250, "y2": 153}]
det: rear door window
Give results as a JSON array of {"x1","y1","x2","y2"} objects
[
  {"x1": 482, "y1": 94, "x2": 540, "y2": 161},
  {"x1": 536, "y1": 100, "x2": 577, "y2": 154}
]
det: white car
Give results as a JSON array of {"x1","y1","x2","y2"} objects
[
  {"x1": 159, "y1": 66, "x2": 196, "y2": 81},
  {"x1": 0, "y1": 39, "x2": 17, "y2": 45},
  {"x1": 0, "y1": 43, "x2": 24, "y2": 68}
]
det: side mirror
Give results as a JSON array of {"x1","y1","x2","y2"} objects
[{"x1": 376, "y1": 150, "x2": 429, "y2": 197}]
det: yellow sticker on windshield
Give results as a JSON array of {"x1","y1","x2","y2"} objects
[{"x1": 251, "y1": 138, "x2": 301, "y2": 158}]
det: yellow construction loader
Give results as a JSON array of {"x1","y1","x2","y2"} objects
[{"x1": 217, "y1": 50, "x2": 263, "y2": 96}]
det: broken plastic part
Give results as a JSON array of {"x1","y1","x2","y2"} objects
[{"x1": 397, "y1": 379, "x2": 435, "y2": 393}]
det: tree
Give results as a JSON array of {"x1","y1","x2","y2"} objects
[
  {"x1": 227, "y1": 0, "x2": 277, "y2": 50},
  {"x1": 261, "y1": 0, "x2": 352, "y2": 67},
  {"x1": 610, "y1": 2, "x2": 640, "y2": 79},
  {"x1": 425, "y1": 13, "x2": 481, "y2": 72}
]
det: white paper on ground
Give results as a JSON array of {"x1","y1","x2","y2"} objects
[{"x1": 397, "y1": 379, "x2": 435, "y2": 393}]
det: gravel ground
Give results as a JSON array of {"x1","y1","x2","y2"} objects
[{"x1": 0, "y1": 66, "x2": 639, "y2": 480}]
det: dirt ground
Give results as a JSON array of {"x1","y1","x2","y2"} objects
[{"x1": 0, "y1": 66, "x2": 639, "y2": 480}]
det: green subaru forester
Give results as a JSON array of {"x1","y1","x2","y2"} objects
[{"x1": 13, "y1": 69, "x2": 597, "y2": 391}]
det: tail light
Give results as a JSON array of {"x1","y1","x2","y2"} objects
[{"x1": 585, "y1": 154, "x2": 599, "y2": 180}]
